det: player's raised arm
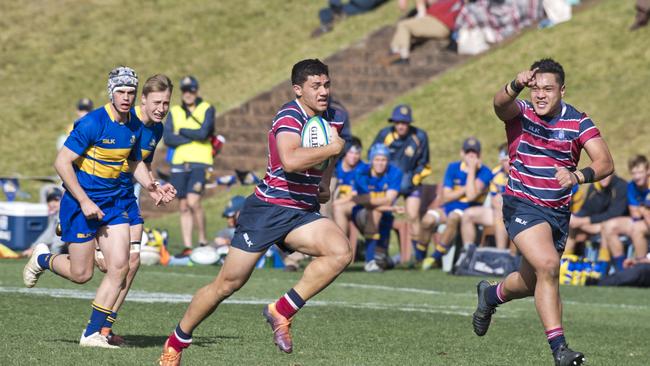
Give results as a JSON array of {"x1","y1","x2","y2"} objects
[
  {"x1": 494, "y1": 68, "x2": 539, "y2": 122},
  {"x1": 276, "y1": 127, "x2": 344, "y2": 173}
]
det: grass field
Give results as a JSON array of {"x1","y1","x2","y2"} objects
[{"x1": 1, "y1": 259, "x2": 650, "y2": 365}]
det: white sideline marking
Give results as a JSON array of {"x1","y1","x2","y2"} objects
[
  {"x1": 338, "y1": 282, "x2": 472, "y2": 297},
  {"x1": 0, "y1": 287, "x2": 475, "y2": 317}
]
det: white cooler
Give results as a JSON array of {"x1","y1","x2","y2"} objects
[{"x1": 0, "y1": 202, "x2": 49, "y2": 251}]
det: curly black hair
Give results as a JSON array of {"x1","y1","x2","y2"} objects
[{"x1": 530, "y1": 58, "x2": 565, "y2": 85}]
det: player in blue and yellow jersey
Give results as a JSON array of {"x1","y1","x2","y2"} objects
[
  {"x1": 460, "y1": 143, "x2": 512, "y2": 251},
  {"x1": 23, "y1": 67, "x2": 175, "y2": 349},
  {"x1": 332, "y1": 137, "x2": 368, "y2": 255},
  {"x1": 602, "y1": 154, "x2": 650, "y2": 271},
  {"x1": 94, "y1": 74, "x2": 176, "y2": 346},
  {"x1": 420, "y1": 137, "x2": 493, "y2": 269},
  {"x1": 351, "y1": 144, "x2": 403, "y2": 272},
  {"x1": 371, "y1": 104, "x2": 431, "y2": 263}
]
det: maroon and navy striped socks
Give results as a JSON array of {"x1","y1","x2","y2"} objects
[
  {"x1": 275, "y1": 288, "x2": 306, "y2": 319},
  {"x1": 545, "y1": 327, "x2": 566, "y2": 355}
]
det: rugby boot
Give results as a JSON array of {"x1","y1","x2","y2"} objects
[
  {"x1": 554, "y1": 344, "x2": 585, "y2": 366},
  {"x1": 101, "y1": 327, "x2": 125, "y2": 346},
  {"x1": 472, "y1": 280, "x2": 497, "y2": 336},
  {"x1": 159, "y1": 338, "x2": 183, "y2": 366},
  {"x1": 421, "y1": 257, "x2": 441, "y2": 270},
  {"x1": 23, "y1": 243, "x2": 49, "y2": 288},
  {"x1": 79, "y1": 331, "x2": 119, "y2": 349},
  {"x1": 263, "y1": 303, "x2": 293, "y2": 353}
]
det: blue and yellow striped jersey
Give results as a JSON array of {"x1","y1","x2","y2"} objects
[
  {"x1": 354, "y1": 164, "x2": 403, "y2": 200},
  {"x1": 335, "y1": 160, "x2": 368, "y2": 198},
  {"x1": 118, "y1": 106, "x2": 164, "y2": 194},
  {"x1": 443, "y1": 161, "x2": 493, "y2": 212},
  {"x1": 64, "y1": 104, "x2": 142, "y2": 199},
  {"x1": 489, "y1": 165, "x2": 508, "y2": 196}
]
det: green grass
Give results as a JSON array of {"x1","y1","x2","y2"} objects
[
  {"x1": 353, "y1": 0, "x2": 650, "y2": 180},
  {"x1": 1, "y1": 259, "x2": 649, "y2": 365},
  {"x1": 0, "y1": 0, "x2": 398, "y2": 178}
]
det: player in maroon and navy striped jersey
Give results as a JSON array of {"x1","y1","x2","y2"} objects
[
  {"x1": 159, "y1": 59, "x2": 350, "y2": 365},
  {"x1": 471, "y1": 59, "x2": 614, "y2": 366}
]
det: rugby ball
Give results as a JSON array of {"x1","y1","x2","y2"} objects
[
  {"x1": 140, "y1": 245, "x2": 161, "y2": 266},
  {"x1": 301, "y1": 115, "x2": 332, "y2": 170},
  {"x1": 190, "y1": 246, "x2": 220, "y2": 265}
]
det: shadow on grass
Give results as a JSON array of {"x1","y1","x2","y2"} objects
[{"x1": 51, "y1": 335, "x2": 241, "y2": 348}]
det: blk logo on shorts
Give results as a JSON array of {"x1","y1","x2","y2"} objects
[
  {"x1": 243, "y1": 233, "x2": 254, "y2": 247},
  {"x1": 515, "y1": 217, "x2": 528, "y2": 226}
]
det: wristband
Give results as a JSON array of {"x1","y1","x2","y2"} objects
[
  {"x1": 579, "y1": 167, "x2": 595, "y2": 183},
  {"x1": 504, "y1": 84, "x2": 515, "y2": 98},
  {"x1": 510, "y1": 79, "x2": 524, "y2": 93},
  {"x1": 571, "y1": 172, "x2": 580, "y2": 184}
]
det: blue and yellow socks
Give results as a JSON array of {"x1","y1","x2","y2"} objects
[
  {"x1": 431, "y1": 243, "x2": 450, "y2": 261},
  {"x1": 36, "y1": 253, "x2": 54, "y2": 270},
  {"x1": 84, "y1": 302, "x2": 112, "y2": 337},
  {"x1": 365, "y1": 236, "x2": 379, "y2": 263},
  {"x1": 412, "y1": 240, "x2": 427, "y2": 261}
]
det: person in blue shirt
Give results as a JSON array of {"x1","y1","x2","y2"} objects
[
  {"x1": 420, "y1": 137, "x2": 493, "y2": 270},
  {"x1": 23, "y1": 67, "x2": 175, "y2": 349},
  {"x1": 602, "y1": 154, "x2": 650, "y2": 271},
  {"x1": 332, "y1": 137, "x2": 367, "y2": 237},
  {"x1": 335, "y1": 144, "x2": 403, "y2": 272},
  {"x1": 372, "y1": 104, "x2": 431, "y2": 264},
  {"x1": 93, "y1": 74, "x2": 176, "y2": 346}
]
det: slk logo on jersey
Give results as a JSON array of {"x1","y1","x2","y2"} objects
[
  {"x1": 102, "y1": 139, "x2": 116, "y2": 144},
  {"x1": 243, "y1": 233, "x2": 254, "y2": 247}
]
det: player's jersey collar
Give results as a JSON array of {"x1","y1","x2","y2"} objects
[
  {"x1": 294, "y1": 99, "x2": 310, "y2": 120},
  {"x1": 104, "y1": 103, "x2": 131, "y2": 125}
]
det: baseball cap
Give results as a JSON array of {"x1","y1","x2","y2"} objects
[
  {"x1": 388, "y1": 104, "x2": 413, "y2": 123},
  {"x1": 180, "y1": 76, "x2": 199, "y2": 92},
  {"x1": 77, "y1": 98, "x2": 94, "y2": 112},
  {"x1": 223, "y1": 195, "x2": 246, "y2": 217},
  {"x1": 462, "y1": 137, "x2": 481, "y2": 154}
]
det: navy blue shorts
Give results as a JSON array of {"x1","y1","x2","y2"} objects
[
  {"x1": 231, "y1": 195, "x2": 324, "y2": 253},
  {"x1": 502, "y1": 195, "x2": 570, "y2": 252},
  {"x1": 169, "y1": 164, "x2": 208, "y2": 199}
]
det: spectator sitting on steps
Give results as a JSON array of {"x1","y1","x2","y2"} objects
[{"x1": 381, "y1": 0, "x2": 463, "y2": 66}]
